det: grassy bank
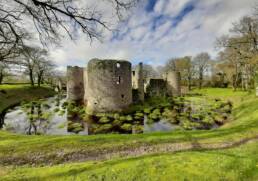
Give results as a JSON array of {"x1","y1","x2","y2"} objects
[
  {"x1": 0, "y1": 84, "x2": 56, "y2": 113},
  {"x1": 2, "y1": 139, "x2": 257, "y2": 181},
  {"x1": 0, "y1": 88, "x2": 258, "y2": 180}
]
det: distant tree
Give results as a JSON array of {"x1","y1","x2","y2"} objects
[
  {"x1": 155, "y1": 65, "x2": 166, "y2": 78},
  {"x1": 193, "y1": 52, "x2": 211, "y2": 89},
  {"x1": 20, "y1": 46, "x2": 52, "y2": 86},
  {"x1": 34, "y1": 58, "x2": 55, "y2": 87},
  {"x1": 0, "y1": 62, "x2": 9, "y2": 84},
  {"x1": 174, "y1": 56, "x2": 195, "y2": 90},
  {"x1": 164, "y1": 58, "x2": 176, "y2": 73},
  {"x1": 142, "y1": 64, "x2": 159, "y2": 82}
]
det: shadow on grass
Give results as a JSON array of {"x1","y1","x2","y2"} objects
[{"x1": 16, "y1": 136, "x2": 258, "y2": 181}]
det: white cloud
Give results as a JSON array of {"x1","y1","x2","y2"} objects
[{"x1": 46, "y1": 0, "x2": 257, "y2": 68}]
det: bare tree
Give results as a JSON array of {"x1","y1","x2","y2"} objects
[
  {"x1": 142, "y1": 64, "x2": 159, "y2": 82},
  {"x1": 216, "y1": 16, "x2": 258, "y2": 91},
  {"x1": 34, "y1": 58, "x2": 55, "y2": 87},
  {"x1": 193, "y1": 52, "x2": 210, "y2": 89},
  {"x1": 174, "y1": 56, "x2": 195, "y2": 91},
  {"x1": 20, "y1": 46, "x2": 50, "y2": 86},
  {"x1": 0, "y1": 0, "x2": 138, "y2": 64},
  {"x1": 231, "y1": 16, "x2": 258, "y2": 54},
  {"x1": 164, "y1": 58, "x2": 176, "y2": 73}
]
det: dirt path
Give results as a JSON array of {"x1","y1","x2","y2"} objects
[{"x1": 1, "y1": 135, "x2": 258, "y2": 166}]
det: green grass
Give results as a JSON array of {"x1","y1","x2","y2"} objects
[
  {"x1": 1, "y1": 140, "x2": 257, "y2": 181},
  {"x1": 0, "y1": 88, "x2": 258, "y2": 180},
  {"x1": 0, "y1": 84, "x2": 56, "y2": 113}
]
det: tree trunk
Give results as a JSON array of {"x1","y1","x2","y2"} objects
[
  {"x1": 187, "y1": 76, "x2": 191, "y2": 91},
  {"x1": 37, "y1": 71, "x2": 44, "y2": 87},
  {"x1": 233, "y1": 64, "x2": 239, "y2": 91},
  {"x1": 29, "y1": 69, "x2": 34, "y2": 87},
  {"x1": 37, "y1": 75, "x2": 41, "y2": 87},
  {"x1": 0, "y1": 72, "x2": 3, "y2": 84},
  {"x1": 199, "y1": 72, "x2": 203, "y2": 89}
]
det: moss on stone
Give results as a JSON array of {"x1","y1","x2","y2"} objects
[
  {"x1": 113, "y1": 119, "x2": 122, "y2": 126},
  {"x1": 121, "y1": 123, "x2": 132, "y2": 131},
  {"x1": 132, "y1": 125, "x2": 143, "y2": 134},
  {"x1": 126, "y1": 115, "x2": 133, "y2": 121},
  {"x1": 99, "y1": 116, "x2": 111, "y2": 124},
  {"x1": 94, "y1": 124, "x2": 113, "y2": 133}
]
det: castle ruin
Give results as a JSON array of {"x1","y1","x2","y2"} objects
[{"x1": 67, "y1": 59, "x2": 181, "y2": 113}]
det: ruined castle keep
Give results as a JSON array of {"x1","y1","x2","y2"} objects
[
  {"x1": 67, "y1": 59, "x2": 181, "y2": 113},
  {"x1": 86, "y1": 59, "x2": 132, "y2": 112}
]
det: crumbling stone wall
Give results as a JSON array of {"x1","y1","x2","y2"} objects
[
  {"x1": 86, "y1": 59, "x2": 132, "y2": 113},
  {"x1": 146, "y1": 79, "x2": 167, "y2": 97},
  {"x1": 67, "y1": 66, "x2": 84, "y2": 102},
  {"x1": 167, "y1": 71, "x2": 181, "y2": 96},
  {"x1": 83, "y1": 67, "x2": 88, "y2": 105},
  {"x1": 132, "y1": 62, "x2": 144, "y2": 102}
]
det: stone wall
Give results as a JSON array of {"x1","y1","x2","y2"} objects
[
  {"x1": 132, "y1": 62, "x2": 144, "y2": 102},
  {"x1": 67, "y1": 66, "x2": 84, "y2": 102},
  {"x1": 83, "y1": 67, "x2": 88, "y2": 105},
  {"x1": 167, "y1": 71, "x2": 181, "y2": 96},
  {"x1": 86, "y1": 59, "x2": 132, "y2": 113},
  {"x1": 146, "y1": 79, "x2": 167, "y2": 97}
]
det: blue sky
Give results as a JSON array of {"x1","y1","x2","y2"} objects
[{"x1": 50, "y1": 0, "x2": 257, "y2": 70}]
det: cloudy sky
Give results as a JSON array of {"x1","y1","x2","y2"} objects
[{"x1": 50, "y1": 0, "x2": 257, "y2": 70}]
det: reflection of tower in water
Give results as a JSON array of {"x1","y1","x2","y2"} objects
[{"x1": 66, "y1": 108, "x2": 89, "y2": 135}]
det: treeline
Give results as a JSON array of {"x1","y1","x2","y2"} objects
[
  {"x1": 141, "y1": 53, "x2": 211, "y2": 90},
  {"x1": 144, "y1": 5, "x2": 258, "y2": 91},
  {"x1": 0, "y1": 45, "x2": 56, "y2": 87},
  {"x1": 215, "y1": 6, "x2": 258, "y2": 91}
]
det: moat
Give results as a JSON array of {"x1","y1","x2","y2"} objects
[{"x1": 1, "y1": 94, "x2": 232, "y2": 135}]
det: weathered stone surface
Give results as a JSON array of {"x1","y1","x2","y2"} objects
[
  {"x1": 67, "y1": 66, "x2": 84, "y2": 101},
  {"x1": 166, "y1": 71, "x2": 181, "y2": 96},
  {"x1": 85, "y1": 59, "x2": 132, "y2": 113},
  {"x1": 132, "y1": 62, "x2": 144, "y2": 102},
  {"x1": 83, "y1": 67, "x2": 88, "y2": 104},
  {"x1": 146, "y1": 79, "x2": 167, "y2": 97}
]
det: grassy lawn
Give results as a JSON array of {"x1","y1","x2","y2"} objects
[
  {"x1": 0, "y1": 84, "x2": 56, "y2": 113},
  {"x1": 1, "y1": 140, "x2": 257, "y2": 181},
  {"x1": 0, "y1": 87, "x2": 258, "y2": 180}
]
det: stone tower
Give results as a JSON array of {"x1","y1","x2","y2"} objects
[
  {"x1": 166, "y1": 71, "x2": 181, "y2": 96},
  {"x1": 85, "y1": 59, "x2": 132, "y2": 113},
  {"x1": 67, "y1": 66, "x2": 84, "y2": 102},
  {"x1": 83, "y1": 67, "x2": 88, "y2": 105},
  {"x1": 132, "y1": 62, "x2": 144, "y2": 102}
]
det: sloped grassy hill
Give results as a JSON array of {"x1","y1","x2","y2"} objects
[
  {"x1": 0, "y1": 88, "x2": 258, "y2": 180},
  {"x1": 0, "y1": 84, "x2": 55, "y2": 113}
]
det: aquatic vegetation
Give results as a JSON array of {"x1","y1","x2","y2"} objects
[
  {"x1": 121, "y1": 123, "x2": 132, "y2": 132},
  {"x1": 99, "y1": 116, "x2": 111, "y2": 123}
]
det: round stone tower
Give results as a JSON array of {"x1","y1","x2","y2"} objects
[
  {"x1": 167, "y1": 71, "x2": 181, "y2": 96},
  {"x1": 67, "y1": 66, "x2": 84, "y2": 102},
  {"x1": 86, "y1": 59, "x2": 132, "y2": 113}
]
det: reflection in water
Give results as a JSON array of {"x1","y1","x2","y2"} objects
[
  {"x1": 144, "y1": 116, "x2": 178, "y2": 133},
  {"x1": 1, "y1": 95, "x2": 231, "y2": 135},
  {"x1": 3, "y1": 95, "x2": 79, "y2": 135}
]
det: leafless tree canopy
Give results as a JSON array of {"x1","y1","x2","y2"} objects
[{"x1": 0, "y1": 0, "x2": 138, "y2": 62}]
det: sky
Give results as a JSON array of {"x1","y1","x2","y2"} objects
[{"x1": 49, "y1": 0, "x2": 258, "y2": 71}]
